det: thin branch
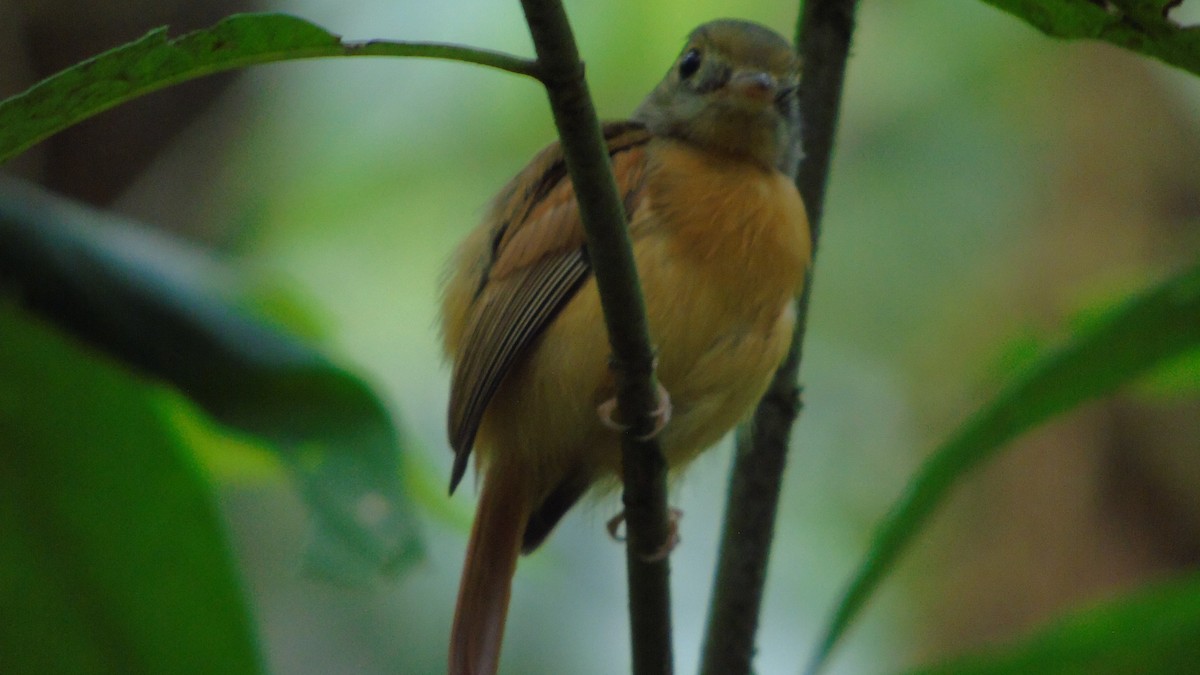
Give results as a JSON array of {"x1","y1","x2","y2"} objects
[
  {"x1": 699, "y1": 2, "x2": 860, "y2": 674},
  {"x1": 517, "y1": 1, "x2": 674, "y2": 674}
]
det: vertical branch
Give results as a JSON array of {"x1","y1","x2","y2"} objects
[
  {"x1": 699, "y1": 2, "x2": 860, "y2": 674},
  {"x1": 794, "y1": 0, "x2": 860, "y2": 242},
  {"x1": 518, "y1": 1, "x2": 674, "y2": 673}
]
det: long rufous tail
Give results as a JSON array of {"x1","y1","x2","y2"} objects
[{"x1": 449, "y1": 475, "x2": 529, "y2": 675}]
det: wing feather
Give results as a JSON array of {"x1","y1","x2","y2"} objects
[{"x1": 447, "y1": 122, "x2": 652, "y2": 492}]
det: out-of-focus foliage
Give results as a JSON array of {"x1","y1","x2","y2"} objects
[
  {"x1": 0, "y1": 302, "x2": 262, "y2": 674},
  {"x1": 0, "y1": 180, "x2": 421, "y2": 583},
  {"x1": 983, "y1": 1, "x2": 1200, "y2": 77},
  {"x1": 809, "y1": 259, "x2": 1200, "y2": 672},
  {"x1": 908, "y1": 573, "x2": 1200, "y2": 675}
]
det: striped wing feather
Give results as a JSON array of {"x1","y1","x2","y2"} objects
[{"x1": 447, "y1": 122, "x2": 652, "y2": 492}]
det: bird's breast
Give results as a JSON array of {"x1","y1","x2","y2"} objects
[
  {"x1": 629, "y1": 139, "x2": 811, "y2": 463},
  {"x1": 638, "y1": 138, "x2": 810, "y2": 329}
]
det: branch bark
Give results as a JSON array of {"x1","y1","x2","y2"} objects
[
  {"x1": 699, "y1": 2, "x2": 860, "y2": 674},
  {"x1": 518, "y1": 1, "x2": 674, "y2": 673}
]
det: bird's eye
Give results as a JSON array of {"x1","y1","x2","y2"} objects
[{"x1": 678, "y1": 48, "x2": 702, "y2": 80}]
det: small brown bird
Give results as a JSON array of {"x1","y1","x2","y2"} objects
[{"x1": 440, "y1": 19, "x2": 810, "y2": 674}]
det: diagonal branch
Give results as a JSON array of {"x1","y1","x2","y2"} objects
[
  {"x1": 518, "y1": 1, "x2": 675, "y2": 673},
  {"x1": 699, "y1": 2, "x2": 861, "y2": 674}
]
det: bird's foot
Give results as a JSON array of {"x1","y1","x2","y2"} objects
[
  {"x1": 597, "y1": 382, "x2": 672, "y2": 441},
  {"x1": 606, "y1": 508, "x2": 683, "y2": 562}
]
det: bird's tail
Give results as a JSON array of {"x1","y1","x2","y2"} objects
[{"x1": 449, "y1": 475, "x2": 529, "y2": 675}]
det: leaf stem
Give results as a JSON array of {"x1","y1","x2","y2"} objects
[{"x1": 341, "y1": 39, "x2": 538, "y2": 78}]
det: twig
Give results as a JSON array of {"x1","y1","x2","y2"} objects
[
  {"x1": 518, "y1": 1, "x2": 675, "y2": 673},
  {"x1": 699, "y1": 2, "x2": 860, "y2": 674}
]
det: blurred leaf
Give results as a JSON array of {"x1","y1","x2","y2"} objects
[
  {"x1": 0, "y1": 12, "x2": 536, "y2": 166},
  {"x1": 808, "y1": 260, "x2": 1200, "y2": 674},
  {"x1": 989, "y1": 293, "x2": 1200, "y2": 399},
  {"x1": 1074, "y1": 289, "x2": 1200, "y2": 398},
  {"x1": 0, "y1": 179, "x2": 421, "y2": 582},
  {"x1": 235, "y1": 269, "x2": 332, "y2": 345},
  {"x1": 982, "y1": 0, "x2": 1200, "y2": 77},
  {"x1": 0, "y1": 303, "x2": 262, "y2": 674},
  {"x1": 1139, "y1": 346, "x2": 1200, "y2": 396},
  {"x1": 166, "y1": 397, "x2": 285, "y2": 485},
  {"x1": 906, "y1": 573, "x2": 1200, "y2": 674}
]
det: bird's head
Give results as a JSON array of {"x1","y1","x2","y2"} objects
[{"x1": 634, "y1": 19, "x2": 802, "y2": 173}]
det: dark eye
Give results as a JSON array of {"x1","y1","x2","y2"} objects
[{"x1": 678, "y1": 48, "x2": 702, "y2": 79}]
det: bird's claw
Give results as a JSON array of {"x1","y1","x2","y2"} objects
[
  {"x1": 606, "y1": 512, "x2": 627, "y2": 541},
  {"x1": 606, "y1": 508, "x2": 683, "y2": 561},
  {"x1": 597, "y1": 382, "x2": 672, "y2": 441}
]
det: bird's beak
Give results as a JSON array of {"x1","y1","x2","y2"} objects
[{"x1": 728, "y1": 70, "x2": 777, "y2": 105}]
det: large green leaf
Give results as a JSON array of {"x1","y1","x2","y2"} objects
[
  {"x1": 0, "y1": 12, "x2": 534, "y2": 165},
  {"x1": 0, "y1": 179, "x2": 420, "y2": 582},
  {"x1": 982, "y1": 0, "x2": 1200, "y2": 77},
  {"x1": 907, "y1": 573, "x2": 1200, "y2": 674},
  {"x1": 808, "y1": 260, "x2": 1200, "y2": 673},
  {"x1": 0, "y1": 303, "x2": 262, "y2": 674}
]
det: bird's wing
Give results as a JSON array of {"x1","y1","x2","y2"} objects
[{"x1": 448, "y1": 121, "x2": 653, "y2": 492}]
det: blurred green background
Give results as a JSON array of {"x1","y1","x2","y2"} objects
[{"x1": 2, "y1": 0, "x2": 1199, "y2": 673}]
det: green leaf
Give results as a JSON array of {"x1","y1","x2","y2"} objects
[
  {"x1": 0, "y1": 179, "x2": 421, "y2": 582},
  {"x1": 0, "y1": 303, "x2": 262, "y2": 674},
  {"x1": 982, "y1": 0, "x2": 1200, "y2": 77},
  {"x1": 808, "y1": 260, "x2": 1200, "y2": 674},
  {"x1": 0, "y1": 12, "x2": 535, "y2": 166},
  {"x1": 1139, "y1": 345, "x2": 1200, "y2": 396},
  {"x1": 906, "y1": 573, "x2": 1200, "y2": 674},
  {"x1": 0, "y1": 14, "x2": 338, "y2": 165}
]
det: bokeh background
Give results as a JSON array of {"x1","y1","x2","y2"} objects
[{"x1": 4, "y1": 0, "x2": 1200, "y2": 673}]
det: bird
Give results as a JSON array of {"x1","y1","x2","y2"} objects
[{"x1": 439, "y1": 18, "x2": 810, "y2": 674}]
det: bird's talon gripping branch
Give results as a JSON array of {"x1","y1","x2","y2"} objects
[
  {"x1": 597, "y1": 381, "x2": 672, "y2": 440},
  {"x1": 606, "y1": 508, "x2": 684, "y2": 560},
  {"x1": 607, "y1": 511, "x2": 628, "y2": 542},
  {"x1": 640, "y1": 508, "x2": 682, "y2": 562},
  {"x1": 597, "y1": 398, "x2": 625, "y2": 433}
]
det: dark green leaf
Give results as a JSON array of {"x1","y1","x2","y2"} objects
[
  {"x1": 0, "y1": 14, "x2": 340, "y2": 165},
  {"x1": 0, "y1": 179, "x2": 421, "y2": 582},
  {"x1": 0, "y1": 13, "x2": 535, "y2": 166},
  {"x1": 0, "y1": 303, "x2": 262, "y2": 674},
  {"x1": 906, "y1": 573, "x2": 1200, "y2": 674},
  {"x1": 1141, "y1": 346, "x2": 1200, "y2": 395},
  {"x1": 808, "y1": 260, "x2": 1200, "y2": 673},
  {"x1": 983, "y1": 0, "x2": 1200, "y2": 77}
]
